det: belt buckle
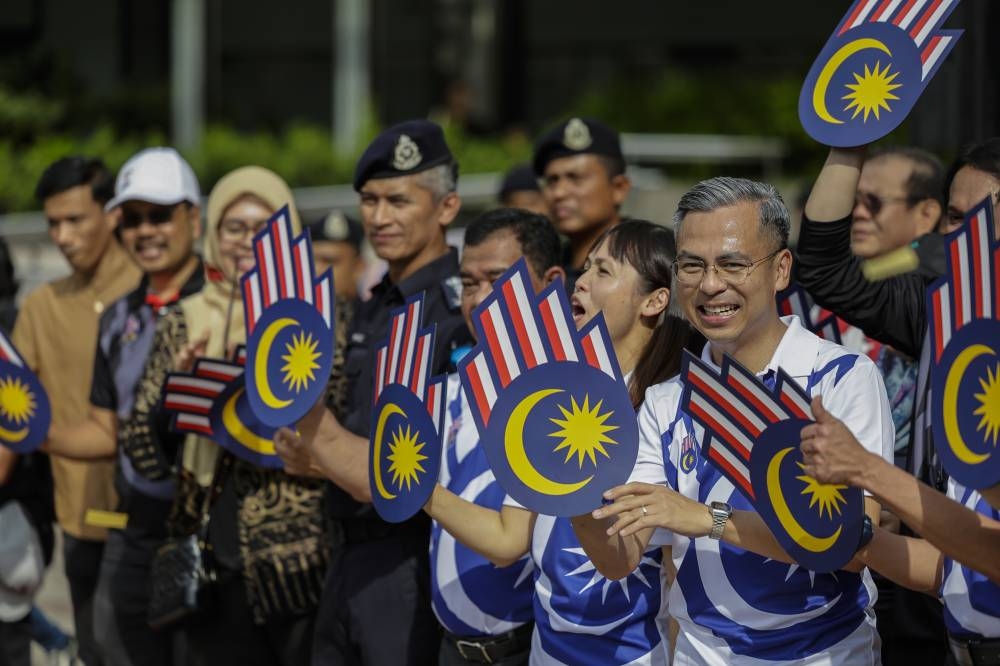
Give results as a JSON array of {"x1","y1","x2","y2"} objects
[{"x1": 455, "y1": 639, "x2": 494, "y2": 664}]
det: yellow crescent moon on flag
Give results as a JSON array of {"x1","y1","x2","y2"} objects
[
  {"x1": 944, "y1": 344, "x2": 994, "y2": 465},
  {"x1": 767, "y1": 446, "x2": 841, "y2": 553},
  {"x1": 254, "y1": 317, "x2": 295, "y2": 409},
  {"x1": 505, "y1": 388, "x2": 592, "y2": 496},
  {"x1": 0, "y1": 423, "x2": 27, "y2": 444},
  {"x1": 372, "y1": 402, "x2": 405, "y2": 500},
  {"x1": 812, "y1": 37, "x2": 893, "y2": 125},
  {"x1": 221, "y1": 388, "x2": 275, "y2": 455}
]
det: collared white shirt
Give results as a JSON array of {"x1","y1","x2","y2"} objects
[{"x1": 630, "y1": 316, "x2": 894, "y2": 665}]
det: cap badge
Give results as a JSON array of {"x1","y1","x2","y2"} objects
[
  {"x1": 562, "y1": 118, "x2": 592, "y2": 151},
  {"x1": 392, "y1": 134, "x2": 423, "y2": 171},
  {"x1": 323, "y1": 212, "x2": 348, "y2": 241}
]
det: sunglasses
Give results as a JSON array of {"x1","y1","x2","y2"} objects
[
  {"x1": 854, "y1": 192, "x2": 918, "y2": 216},
  {"x1": 120, "y1": 203, "x2": 186, "y2": 230}
]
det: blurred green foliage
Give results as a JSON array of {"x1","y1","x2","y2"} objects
[
  {"x1": 0, "y1": 66, "x2": 915, "y2": 214},
  {"x1": 0, "y1": 85, "x2": 533, "y2": 213}
]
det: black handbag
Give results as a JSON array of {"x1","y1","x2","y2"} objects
[{"x1": 147, "y1": 455, "x2": 231, "y2": 630}]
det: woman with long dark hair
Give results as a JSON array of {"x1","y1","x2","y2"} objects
[{"x1": 424, "y1": 219, "x2": 695, "y2": 665}]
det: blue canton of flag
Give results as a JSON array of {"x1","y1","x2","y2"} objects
[
  {"x1": 680, "y1": 350, "x2": 865, "y2": 573},
  {"x1": 242, "y1": 206, "x2": 335, "y2": 428},
  {"x1": 928, "y1": 197, "x2": 1000, "y2": 490},
  {"x1": 369, "y1": 293, "x2": 446, "y2": 523},
  {"x1": 799, "y1": 0, "x2": 962, "y2": 147},
  {"x1": 160, "y1": 346, "x2": 281, "y2": 468},
  {"x1": 0, "y1": 330, "x2": 50, "y2": 454},
  {"x1": 458, "y1": 258, "x2": 638, "y2": 517}
]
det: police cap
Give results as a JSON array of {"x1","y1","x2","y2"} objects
[
  {"x1": 353, "y1": 120, "x2": 456, "y2": 191},
  {"x1": 532, "y1": 117, "x2": 623, "y2": 176}
]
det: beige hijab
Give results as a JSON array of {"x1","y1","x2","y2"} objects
[{"x1": 179, "y1": 166, "x2": 302, "y2": 484}]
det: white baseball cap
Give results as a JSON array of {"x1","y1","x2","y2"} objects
[
  {"x1": 0, "y1": 501, "x2": 44, "y2": 622},
  {"x1": 105, "y1": 147, "x2": 201, "y2": 211}
]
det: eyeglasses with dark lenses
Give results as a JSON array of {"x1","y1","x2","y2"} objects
[
  {"x1": 120, "y1": 204, "x2": 181, "y2": 230},
  {"x1": 854, "y1": 192, "x2": 915, "y2": 216}
]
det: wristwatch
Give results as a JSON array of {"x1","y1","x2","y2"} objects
[
  {"x1": 708, "y1": 501, "x2": 733, "y2": 540},
  {"x1": 856, "y1": 514, "x2": 874, "y2": 552}
]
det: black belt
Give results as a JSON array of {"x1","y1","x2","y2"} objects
[
  {"x1": 950, "y1": 636, "x2": 1000, "y2": 666},
  {"x1": 442, "y1": 623, "x2": 533, "y2": 664}
]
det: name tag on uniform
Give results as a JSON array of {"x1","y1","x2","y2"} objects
[{"x1": 84, "y1": 509, "x2": 128, "y2": 530}]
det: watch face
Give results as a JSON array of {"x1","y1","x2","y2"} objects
[{"x1": 712, "y1": 502, "x2": 732, "y2": 515}]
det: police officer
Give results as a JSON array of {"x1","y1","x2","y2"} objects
[
  {"x1": 275, "y1": 120, "x2": 473, "y2": 666},
  {"x1": 305, "y1": 210, "x2": 367, "y2": 300},
  {"x1": 533, "y1": 117, "x2": 631, "y2": 291}
]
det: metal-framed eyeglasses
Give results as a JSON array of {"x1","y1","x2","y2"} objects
[{"x1": 671, "y1": 249, "x2": 783, "y2": 286}]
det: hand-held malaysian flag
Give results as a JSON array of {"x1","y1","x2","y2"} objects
[
  {"x1": 680, "y1": 350, "x2": 864, "y2": 572},
  {"x1": 777, "y1": 285, "x2": 842, "y2": 345},
  {"x1": 0, "y1": 330, "x2": 50, "y2": 454},
  {"x1": 369, "y1": 292, "x2": 447, "y2": 523},
  {"x1": 928, "y1": 197, "x2": 1000, "y2": 490},
  {"x1": 458, "y1": 258, "x2": 638, "y2": 517},
  {"x1": 161, "y1": 346, "x2": 282, "y2": 468},
  {"x1": 799, "y1": 0, "x2": 962, "y2": 147},
  {"x1": 241, "y1": 206, "x2": 335, "y2": 427}
]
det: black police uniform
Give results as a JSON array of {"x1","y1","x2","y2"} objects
[
  {"x1": 532, "y1": 117, "x2": 626, "y2": 294},
  {"x1": 795, "y1": 213, "x2": 950, "y2": 666},
  {"x1": 313, "y1": 250, "x2": 471, "y2": 666},
  {"x1": 312, "y1": 120, "x2": 474, "y2": 666},
  {"x1": 88, "y1": 265, "x2": 203, "y2": 666}
]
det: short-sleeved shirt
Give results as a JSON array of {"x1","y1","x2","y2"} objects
[
  {"x1": 520, "y1": 514, "x2": 668, "y2": 666},
  {"x1": 90, "y1": 266, "x2": 204, "y2": 562},
  {"x1": 630, "y1": 315, "x2": 894, "y2": 665},
  {"x1": 327, "y1": 248, "x2": 473, "y2": 529},
  {"x1": 430, "y1": 375, "x2": 534, "y2": 637},
  {"x1": 12, "y1": 241, "x2": 141, "y2": 540},
  {"x1": 941, "y1": 479, "x2": 1000, "y2": 640}
]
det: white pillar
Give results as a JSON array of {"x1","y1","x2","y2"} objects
[
  {"x1": 333, "y1": 0, "x2": 369, "y2": 157},
  {"x1": 171, "y1": 0, "x2": 205, "y2": 151}
]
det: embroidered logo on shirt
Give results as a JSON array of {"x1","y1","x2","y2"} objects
[{"x1": 679, "y1": 433, "x2": 698, "y2": 473}]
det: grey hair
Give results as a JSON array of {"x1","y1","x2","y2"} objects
[
  {"x1": 672, "y1": 176, "x2": 790, "y2": 250},
  {"x1": 415, "y1": 162, "x2": 458, "y2": 202}
]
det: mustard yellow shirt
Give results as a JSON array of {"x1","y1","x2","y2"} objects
[{"x1": 13, "y1": 241, "x2": 141, "y2": 540}]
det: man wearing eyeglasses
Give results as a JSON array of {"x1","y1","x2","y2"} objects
[
  {"x1": 850, "y1": 147, "x2": 944, "y2": 261},
  {"x1": 43, "y1": 147, "x2": 204, "y2": 666},
  {"x1": 574, "y1": 176, "x2": 893, "y2": 665}
]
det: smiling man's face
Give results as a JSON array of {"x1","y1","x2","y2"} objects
[{"x1": 675, "y1": 201, "x2": 791, "y2": 355}]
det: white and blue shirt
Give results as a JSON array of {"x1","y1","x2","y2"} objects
[
  {"x1": 430, "y1": 375, "x2": 534, "y2": 637},
  {"x1": 941, "y1": 479, "x2": 1000, "y2": 641},
  {"x1": 630, "y1": 316, "x2": 894, "y2": 665},
  {"x1": 524, "y1": 513, "x2": 669, "y2": 666}
]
